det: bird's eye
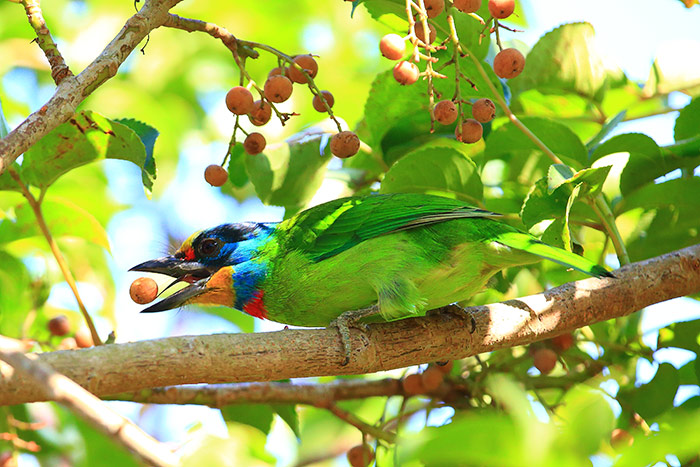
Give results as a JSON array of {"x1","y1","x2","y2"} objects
[{"x1": 198, "y1": 238, "x2": 220, "y2": 257}]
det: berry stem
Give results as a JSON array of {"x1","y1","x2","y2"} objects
[
  {"x1": 238, "y1": 40, "x2": 344, "y2": 132},
  {"x1": 314, "y1": 401, "x2": 397, "y2": 443},
  {"x1": 8, "y1": 168, "x2": 103, "y2": 346},
  {"x1": 494, "y1": 19, "x2": 504, "y2": 51}
]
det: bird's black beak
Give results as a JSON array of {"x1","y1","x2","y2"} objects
[
  {"x1": 129, "y1": 255, "x2": 215, "y2": 313},
  {"x1": 129, "y1": 255, "x2": 212, "y2": 282}
]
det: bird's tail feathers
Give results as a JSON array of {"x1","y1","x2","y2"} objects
[{"x1": 496, "y1": 232, "x2": 614, "y2": 279}]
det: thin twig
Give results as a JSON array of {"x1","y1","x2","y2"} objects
[
  {"x1": 20, "y1": 0, "x2": 73, "y2": 84},
  {"x1": 316, "y1": 401, "x2": 397, "y2": 443},
  {"x1": 8, "y1": 168, "x2": 102, "y2": 346}
]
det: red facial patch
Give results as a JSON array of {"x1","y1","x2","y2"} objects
[
  {"x1": 243, "y1": 290, "x2": 267, "y2": 320},
  {"x1": 184, "y1": 248, "x2": 195, "y2": 261}
]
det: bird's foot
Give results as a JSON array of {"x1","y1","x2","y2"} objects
[{"x1": 328, "y1": 305, "x2": 380, "y2": 366}]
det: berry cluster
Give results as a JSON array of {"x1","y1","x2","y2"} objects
[
  {"x1": 401, "y1": 361, "x2": 453, "y2": 395},
  {"x1": 47, "y1": 315, "x2": 94, "y2": 349},
  {"x1": 529, "y1": 332, "x2": 575, "y2": 374},
  {"x1": 204, "y1": 52, "x2": 360, "y2": 187},
  {"x1": 379, "y1": 0, "x2": 523, "y2": 144}
]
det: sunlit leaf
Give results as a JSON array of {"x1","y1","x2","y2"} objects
[
  {"x1": 0, "y1": 197, "x2": 111, "y2": 252},
  {"x1": 379, "y1": 138, "x2": 483, "y2": 203},
  {"x1": 20, "y1": 110, "x2": 155, "y2": 194},
  {"x1": 245, "y1": 132, "x2": 332, "y2": 210}
]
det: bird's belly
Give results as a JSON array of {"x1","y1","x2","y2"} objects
[{"x1": 260, "y1": 231, "x2": 498, "y2": 326}]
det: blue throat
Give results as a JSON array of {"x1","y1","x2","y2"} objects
[{"x1": 232, "y1": 260, "x2": 267, "y2": 310}]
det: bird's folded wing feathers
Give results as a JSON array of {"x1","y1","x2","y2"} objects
[{"x1": 279, "y1": 194, "x2": 498, "y2": 262}]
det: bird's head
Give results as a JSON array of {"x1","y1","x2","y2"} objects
[{"x1": 130, "y1": 222, "x2": 272, "y2": 312}]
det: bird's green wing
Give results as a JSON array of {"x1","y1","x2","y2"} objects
[{"x1": 278, "y1": 193, "x2": 497, "y2": 262}]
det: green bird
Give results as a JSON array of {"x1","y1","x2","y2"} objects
[{"x1": 131, "y1": 193, "x2": 613, "y2": 364}]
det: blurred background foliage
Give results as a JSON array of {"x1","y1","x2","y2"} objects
[{"x1": 1, "y1": 0, "x2": 700, "y2": 465}]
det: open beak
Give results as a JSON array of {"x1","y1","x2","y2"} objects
[{"x1": 130, "y1": 255, "x2": 215, "y2": 313}]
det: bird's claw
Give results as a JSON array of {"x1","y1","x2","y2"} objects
[{"x1": 328, "y1": 305, "x2": 379, "y2": 366}]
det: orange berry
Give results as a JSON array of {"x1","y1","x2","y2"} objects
[
  {"x1": 488, "y1": 0, "x2": 515, "y2": 19},
  {"x1": 393, "y1": 61, "x2": 419, "y2": 85},
  {"x1": 456, "y1": 118, "x2": 483, "y2": 143},
  {"x1": 379, "y1": 33, "x2": 406, "y2": 60},
  {"x1": 414, "y1": 21, "x2": 436, "y2": 47},
  {"x1": 268, "y1": 67, "x2": 288, "y2": 78},
  {"x1": 493, "y1": 48, "x2": 525, "y2": 79},
  {"x1": 551, "y1": 333, "x2": 574, "y2": 352},
  {"x1": 312, "y1": 91, "x2": 334, "y2": 112},
  {"x1": 225, "y1": 86, "x2": 255, "y2": 115},
  {"x1": 472, "y1": 98, "x2": 495, "y2": 123},
  {"x1": 264, "y1": 75, "x2": 293, "y2": 103},
  {"x1": 248, "y1": 100, "x2": 272, "y2": 126},
  {"x1": 433, "y1": 100, "x2": 458, "y2": 125},
  {"x1": 424, "y1": 0, "x2": 445, "y2": 18},
  {"x1": 611, "y1": 428, "x2": 634, "y2": 448},
  {"x1": 329, "y1": 131, "x2": 360, "y2": 158},
  {"x1": 48, "y1": 315, "x2": 70, "y2": 336},
  {"x1": 454, "y1": 0, "x2": 481, "y2": 13},
  {"x1": 287, "y1": 54, "x2": 318, "y2": 84},
  {"x1": 402, "y1": 373, "x2": 426, "y2": 395},
  {"x1": 130, "y1": 277, "x2": 159, "y2": 304},
  {"x1": 421, "y1": 367, "x2": 444, "y2": 391},
  {"x1": 533, "y1": 348, "x2": 558, "y2": 374},
  {"x1": 204, "y1": 164, "x2": 229, "y2": 187},
  {"x1": 243, "y1": 132, "x2": 266, "y2": 155},
  {"x1": 347, "y1": 444, "x2": 375, "y2": 467},
  {"x1": 74, "y1": 328, "x2": 94, "y2": 348},
  {"x1": 435, "y1": 360, "x2": 454, "y2": 374}
]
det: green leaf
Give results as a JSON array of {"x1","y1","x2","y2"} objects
[
  {"x1": 20, "y1": 110, "x2": 155, "y2": 194},
  {"x1": 221, "y1": 404, "x2": 274, "y2": 435},
  {"x1": 508, "y1": 22, "x2": 624, "y2": 102},
  {"x1": 485, "y1": 117, "x2": 588, "y2": 167},
  {"x1": 674, "y1": 97, "x2": 700, "y2": 141},
  {"x1": 362, "y1": 56, "x2": 502, "y2": 155},
  {"x1": 521, "y1": 165, "x2": 609, "y2": 228},
  {"x1": 245, "y1": 133, "x2": 332, "y2": 210},
  {"x1": 643, "y1": 40, "x2": 700, "y2": 98},
  {"x1": 0, "y1": 251, "x2": 32, "y2": 336},
  {"x1": 379, "y1": 139, "x2": 483, "y2": 203},
  {"x1": 587, "y1": 132, "x2": 698, "y2": 196},
  {"x1": 657, "y1": 319, "x2": 700, "y2": 353},
  {"x1": 0, "y1": 197, "x2": 111, "y2": 252},
  {"x1": 620, "y1": 363, "x2": 679, "y2": 420},
  {"x1": 548, "y1": 164, "x2": 611, "y2": 197},
  {"x1": 227, "y1": 144, "x2": 249, "y2": 188},
  {"x1": 114, "y1": 117, "x2": 159, "y2": 192},
  {"x1": 586, "y1": 110, "x2": 626, "y2": 152},
  {"x1": 554, "y1": 386, "x2": 615, "y2": 458},
  {"x1": 181, "y1": 423, "x2": 275, "y2": 467},
  {"x1": 590, "y1": 132, "x2": 659, "y2": 165},
  {"x1": 0, "y1": 96, "x2": 9, "y2": 138},
  {"x1": 0, "y1": 162, "x2": 21, "y2": 192},
  {"x1": 271, "y1": 404, "x2": 300, "y2": 439}
]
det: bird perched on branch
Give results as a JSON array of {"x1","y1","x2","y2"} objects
[{"x1": 131, "y1": 193, "x2": 613, "y2": 364}]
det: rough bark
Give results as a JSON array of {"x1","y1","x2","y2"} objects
[{"x1": 0, "y1": 244, "x2": 698, "y2": 406}]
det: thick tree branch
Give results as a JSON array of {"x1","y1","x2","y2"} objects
[
  {"x1": 0, "y1": 0, "x2": 182, "y2": 175},
  {"x1": 0, "y1": 338, "x2": 177, "y2": 467},
  {"x1": 0, "y1": 244, "x2": 698, "y2": 406}
]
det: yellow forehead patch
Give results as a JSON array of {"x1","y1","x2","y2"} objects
[{"x1": 177, "y1": 230, "x2": 202, "y2": 255}]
